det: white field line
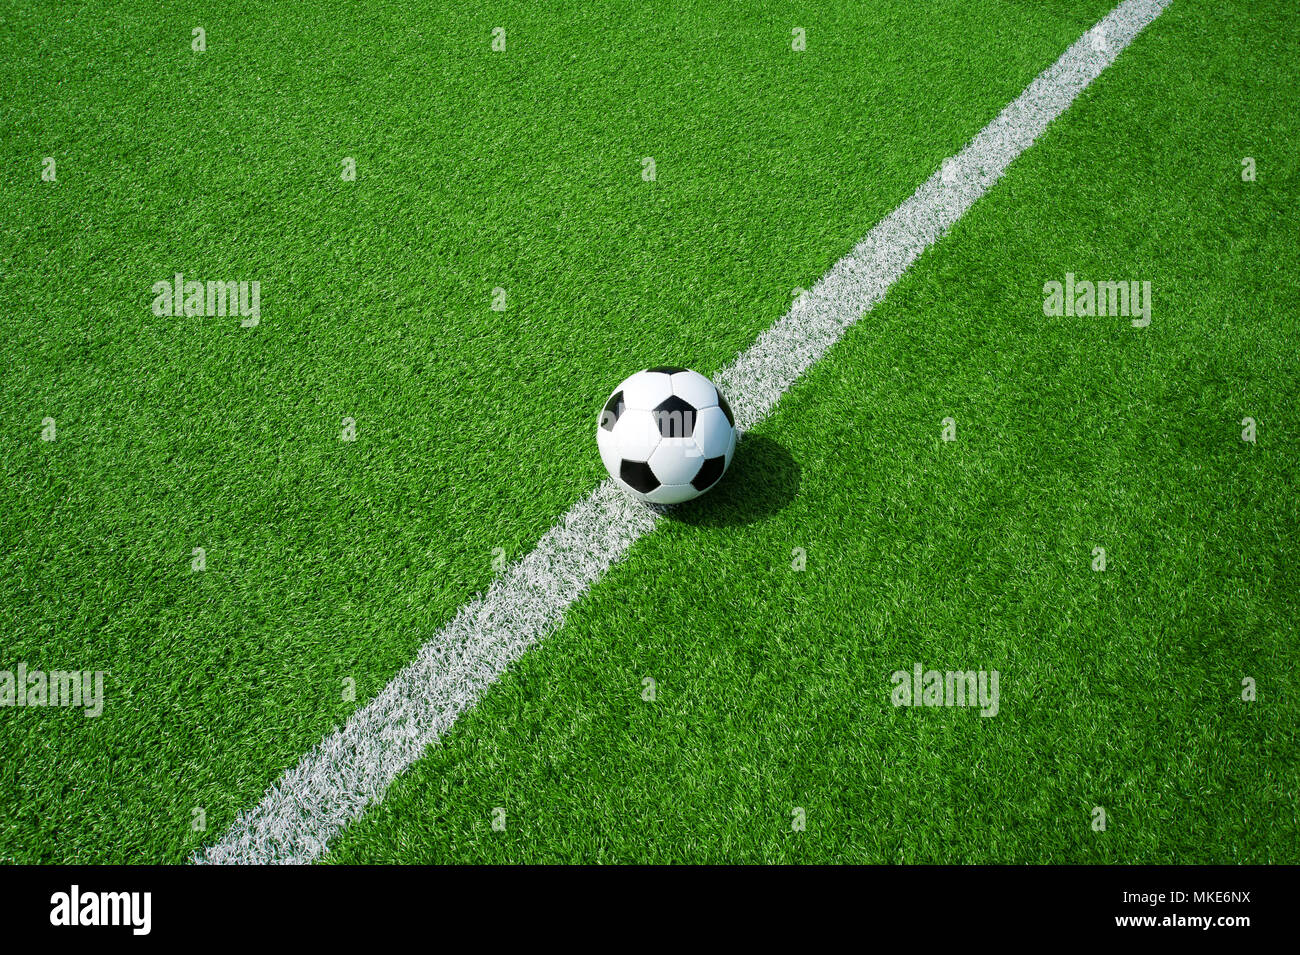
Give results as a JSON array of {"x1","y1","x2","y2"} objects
[{"x1": 199, "y1": 0, "x2": 1171, "y2": 864}]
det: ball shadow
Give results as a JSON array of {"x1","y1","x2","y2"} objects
[{"x1": 660, "y1": 432, "x2": 800, "y2": 528}]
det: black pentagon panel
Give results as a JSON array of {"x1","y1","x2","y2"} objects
[
  {"x1": 691, "y1": 455, "x2": 726, "y2": 491},
  {"x1": 715, "y1": 389, "x2": 735, "y2": 427},
  {"x1": 599, "y1": 391, "x2": 624, "y2": 431},
  {"x1": 621, "y1": 459, "x2": 660, "y2": 493},
  {"x1": 645, "y1": 366, "x2": 686, "y2": 374},
  {"x1": 652, "y1": 394, "x2": 696, "y2": 438}
]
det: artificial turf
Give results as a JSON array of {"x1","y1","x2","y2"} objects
[
  {"x1": 324, "y1": 0, "x2": 1300, "y2": 863},
  {"x1": 1, "y1": 0, "x2": 1295, "y2": 863}
]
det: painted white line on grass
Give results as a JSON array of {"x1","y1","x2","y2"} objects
[{"x1": 199, "y1": 0, "x2": 1171, "y2": 864}]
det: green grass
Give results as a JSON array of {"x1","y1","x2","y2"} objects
[
  {"x1": 1, "y1": 0, "x2": 1296, "y2": 863},
  {"x1": 325, "y1": 0, "x2": 1300, "y2": 863}
]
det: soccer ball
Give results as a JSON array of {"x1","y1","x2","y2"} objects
[{"x1": 597, "y1": 367, "x2": 737, "y2": 504}]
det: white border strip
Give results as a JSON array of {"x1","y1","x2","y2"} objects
[{"x1": 200, "y1": 0, "x2": 1171, "y2": 864}]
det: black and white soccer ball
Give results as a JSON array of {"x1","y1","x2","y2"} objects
[{"x1": 597, "y1": 367, "x2": 737, "y2": 504}]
